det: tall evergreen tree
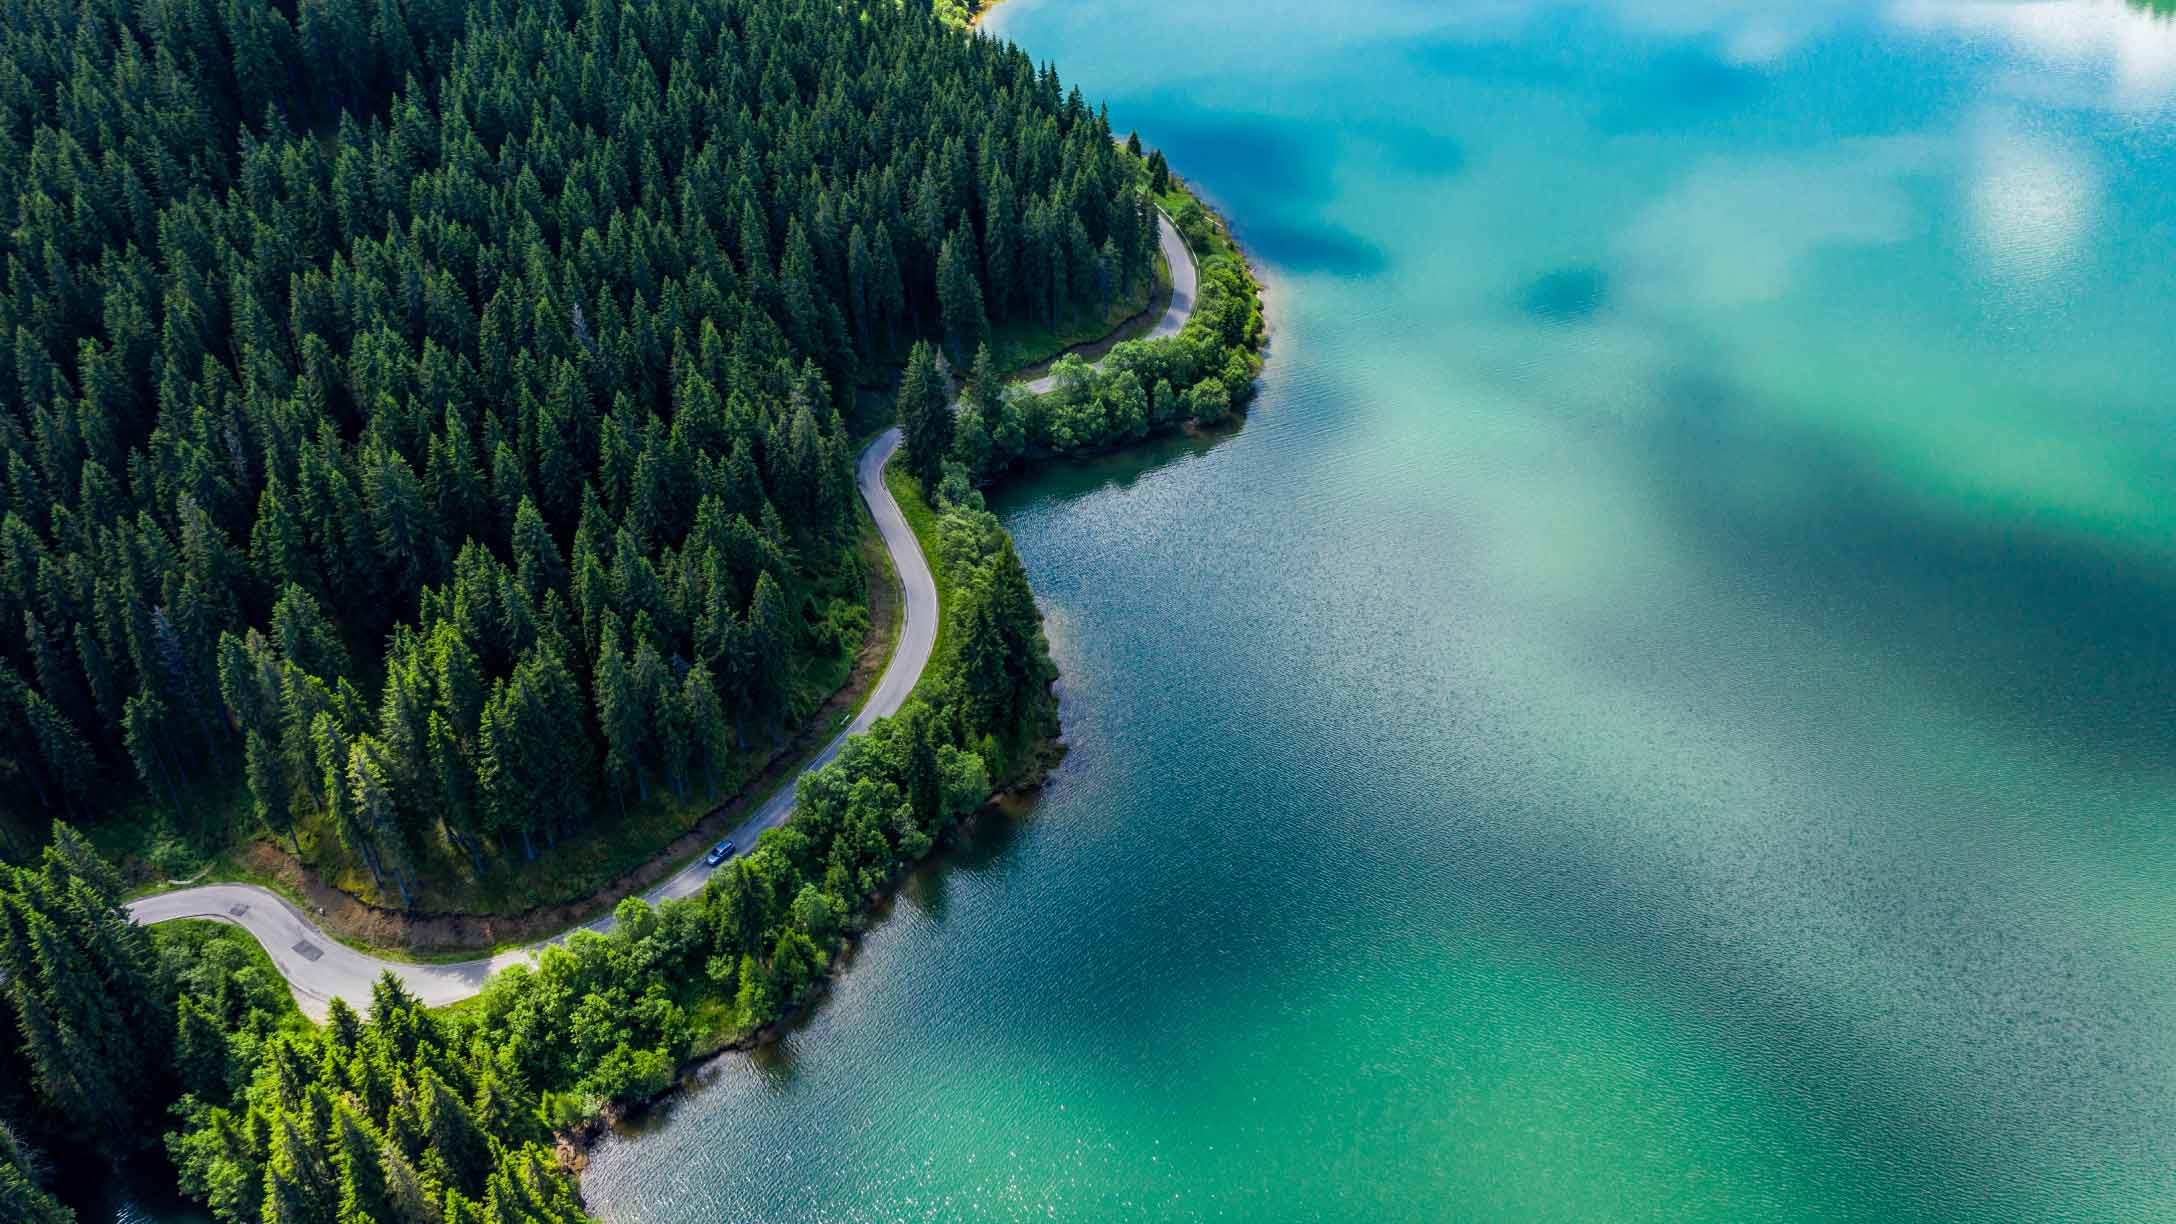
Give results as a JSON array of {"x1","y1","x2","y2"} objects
[
  {"x1": 896, "y1": 343, "x2": 953, "y2": 490},
  {"x1": 0, "y1": 1124, "x2": 73, "y2": 1224},
  {"x1": 1, "y1": 824, "x2": 175, "y2": 1158}
]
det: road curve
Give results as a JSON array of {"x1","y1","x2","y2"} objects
[
  {"x1": 128, "y1": 429, "x2": 936, "y2": 1020},
  {"x1": 1015, "y1": 210, "x2": 1197, "y2": 396}
]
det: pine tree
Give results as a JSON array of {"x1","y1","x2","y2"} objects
[
  {"x1": 312, "y1": 712, "x2": 376, "y2": 888},
  {"x1": 247, "y1": 730, "x2": 301, "y2": 853},
  {"x1": 896, "y1": 343, "x2": 952, "y2": 490},
  {"x1": 630, "y1": 641, "x2": 679, "y2": 799},
  {"x1": 953, "y1": 344, "x2": 1005, "y2": 475},
  {"x1": 363, "y1": 443, "x2": 444, "y2": 600},
  {"x1": 430, "y1": 626, "x2": 485, "y2": 738},
  {"x1": 744, "y1": 573, "x2": 792, "y2": 743},
  {"x1": 348, "y1": 739, "x2": 413, "y2": 907},
  {"x1": 982, "y1": 177, "x2": 1017, "y2": 317},
  {"x1": 3, "y1": 827, "x2": 175, "y2": 1159},
  {"x1": 0, "y1": 1125, "x2": 73, "y2": 1224},
  {"x1": 9, "y1": 981, "x2": 123, "y2": 1147},
  {"x1": 267, "y1": 1110, "x2": 339, "y2": 1224},
  {"x1": 271, "y1": 585, "x2": 350, "y2": 682},
  {"x1": 953, "y1": 589, "x2": 1008, "y2": 735},
  {"x1": 592, "y1": 632, "x2": 644, "y2": 807},
  {"x1": 42, "y1": 825, "x2": 126, "y2": 905},
  {"x1": 379, "y1": 1141, "x2": 441, "y2": 1224},
  {"x1": 427, "y1": 713, "x2": 480, "y2": 867},
  {"x1": 22, "y1": 697, "x2": 93, "y2": 812},
  {"x1": 510, "y1": 499, "x2": 564, "y2": 606},
  {"x1": 332, "y1": 1104, "x2": 394, "y2": 1224},
  {"x1": 122, "y1": 690, "x2": 183, "y2": 812},
  {"x1": 23, "y1": 613, "x2": 92, "y2": 734},
  {"x1": 936, "y1": 226, "x2": 990, "y2": 364},
  {"x1": 417, "y1": 1071, "x2": 491, "y2": 1199},
  {"x1": 175, "y1": 994, "x2": 234, "y2": 1102}
]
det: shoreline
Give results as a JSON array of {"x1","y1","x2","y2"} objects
[
  {"x1": 980, "y1": 182, "x2": 1268, "y2": 489},
  {"x1": 569, "y1": 180, "x2": 1266, "y2": 1163},
  {"x1": 558, "y1": 734, "x2": 1070, "y2": 1169}
]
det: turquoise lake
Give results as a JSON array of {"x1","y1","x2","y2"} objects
[{"x1": 581, "y1": 0, "x2": 2176, "y2": 1219}]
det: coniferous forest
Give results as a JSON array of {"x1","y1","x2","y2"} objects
[
  {"x1": 0, "y1": 0, "x2": 1161, "y2": 897},
  {"x1": 0, "y1": 0, "x2": 1267, "y2": 1217}
]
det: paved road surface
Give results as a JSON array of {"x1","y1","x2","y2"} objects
[
  {"x1": 1016, "y1": 210, "x2": 1197, "y2": 395},
  {"x1": 128, "y1": 430, "x2": 935, "y2": 1019},
  {"x1": 129, "y1": 212, "x2": 1202, "y2": 1021}
]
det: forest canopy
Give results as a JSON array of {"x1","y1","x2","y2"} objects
[
  {"x1": 0, "y1": 0, "x2": 1157, "y2": 898},
  {"x1": 0, "y1": 0, "x2": 1163, "y2": 1213}
]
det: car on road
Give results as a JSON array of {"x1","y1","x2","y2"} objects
[{"x1": 703, "y1": 839, "x2": 735, "y2": 867}]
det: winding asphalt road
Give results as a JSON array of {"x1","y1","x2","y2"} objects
[
  {"x1": 1016, "y1": 210, "x2": 1196, "y2": 395},
  {"x1": 127, "y1": 212, "x2": 1200, "y2": 1021}
]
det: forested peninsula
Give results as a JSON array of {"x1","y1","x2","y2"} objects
[{"x1": 0, "y1": 0, "x2": 1263, "y2": 1218}]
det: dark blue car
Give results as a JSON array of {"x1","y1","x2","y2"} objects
[{"x1": 703, "y1": 839, "x2": 735, "y2": 867}]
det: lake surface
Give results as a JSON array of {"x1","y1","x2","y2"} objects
[{"x1": 581, "y1": 1, "x2": 2176, "y2": 1219}]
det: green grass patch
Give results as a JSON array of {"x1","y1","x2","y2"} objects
[
  {"x1": 883, "y1": 463, "x2": 960, "y2": 669},
  {"x1": 985, "y1": 264, "x2": 1160, "y2": 374},
  {"x1": 152, "y1": 918, "x2": 313, "y2": 1031},
  {"x1": 1157, "y1": 178, "x2": 1244, "y2": 267},
  {"x1": 428, "y1": 992, "x2": 489, "y2": 1022},
  {"x1": 70, "y1": 775, "x2": 252, "y2": 890},
  {"x1": 684, "y1": 993, "x2": 743, "y2": 1058}
]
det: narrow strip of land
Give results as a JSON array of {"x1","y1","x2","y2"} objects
[{"x1": 128, "y1": 211, "x2": 1199, "y2": 1021}]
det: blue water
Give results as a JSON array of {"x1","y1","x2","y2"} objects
[{"x1": 581, "y1": 2, "x2": 2176, "y2": 1219}]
